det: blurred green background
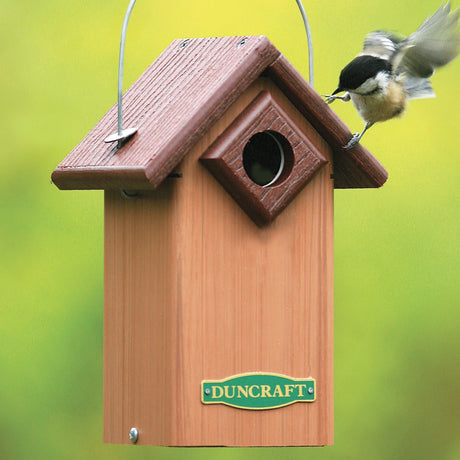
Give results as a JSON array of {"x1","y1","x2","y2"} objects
[{"x1": 1, "y1": 0, "x2": 459, "y2": 458}]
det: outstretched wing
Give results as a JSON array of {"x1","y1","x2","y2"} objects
[
  {"x1": 362, "y1": 4, "x2": 460, "y2": 78},
  {"x1": 396, "y1": 2, "x2": 460, "y2": 78},
  {"x1": 362, "y1": 31, "x2": 403, "y2": 60}
]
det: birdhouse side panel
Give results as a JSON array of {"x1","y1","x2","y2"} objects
[{"x1": 103, "y1": 185, "x2": 182, "y2": 445}]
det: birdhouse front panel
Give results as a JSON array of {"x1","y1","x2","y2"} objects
[{"x1": 103, "y1": 77, "x2": 334, "y2": 446}]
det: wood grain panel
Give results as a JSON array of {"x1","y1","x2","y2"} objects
[{"x1": 104, "y1": 184, "x2": 179, "y2": 444}]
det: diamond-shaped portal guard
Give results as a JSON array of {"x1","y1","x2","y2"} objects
[{"x1": 200, "y1": 90, "x2": 328, "y2": 226}]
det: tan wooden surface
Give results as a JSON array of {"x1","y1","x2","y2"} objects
[{"x1": 104, "y1": 78, "x2": 334, "y2": 446}]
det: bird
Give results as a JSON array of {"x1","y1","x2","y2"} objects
[{"x1": 324, "y1": 2, "x2": 460, "y2": 149}]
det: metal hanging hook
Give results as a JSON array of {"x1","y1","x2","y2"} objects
[
  {"x1": 104, "y1": 0, "x2": 138, "y2": 145},
  {"x1": 295, "y1": 0, "x2": 314, "y2": 88}
]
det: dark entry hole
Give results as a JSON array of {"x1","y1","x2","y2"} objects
[{"x1": 242, "y1": 131, "x2": 294, "y2": 187}]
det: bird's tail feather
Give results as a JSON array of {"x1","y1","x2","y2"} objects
[{"x1": 403, "y1": 76, "x2": 436, "y2": 100}]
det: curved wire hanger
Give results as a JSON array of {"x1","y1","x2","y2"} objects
[
  {"x1": 104, "y1": 0, "x2": 138, "y2": 145},
  {"x1": 104, "y1": 0, "x2": 314, "y2": 145},
  {"x1": 295, "y1": 0, "x2": 314, "y2": 87}
]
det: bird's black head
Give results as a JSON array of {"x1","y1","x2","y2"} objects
[{"x1": 333, "y1": 55, "x2": 392, "y2": 94}]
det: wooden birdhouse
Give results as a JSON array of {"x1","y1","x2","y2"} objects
[{"x1": 52, "y1": 36, "x2": 387, "y2": 447}]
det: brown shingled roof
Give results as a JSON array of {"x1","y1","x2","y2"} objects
[{"x1": 51, "y1": 35, "x2": 387, "y2": 190}]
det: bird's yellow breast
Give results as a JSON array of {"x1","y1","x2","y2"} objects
[{"x1": 351, "y1": 81, "x2": 407, "y2": 123}]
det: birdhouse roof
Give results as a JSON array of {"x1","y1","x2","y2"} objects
[{"x1": 52, "y1": 35, "x2": 387, "y2": 190}]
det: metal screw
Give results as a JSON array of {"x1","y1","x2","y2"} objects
[
  {"x1": 179, "y1": 39, "x2": 190, "y2": 50},
  {"x1": 129, "y1": 427, "x2": 139, "y2": 444},
  {"x1": 204, "y1": 388, "x2": 211, "y2": 395},
  {"x1": 237, "y1": 38, "x2": 248, "y2": 49},
  {"x1": 308, "y1": 387, "x2": 314, "y2": 395}
]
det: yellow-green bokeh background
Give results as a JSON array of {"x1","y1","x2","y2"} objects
[{"x1": 1, "y1": 0, "x2": 459, "y2": 458}]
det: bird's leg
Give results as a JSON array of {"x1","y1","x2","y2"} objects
[
  {"x1": 344, "y1": 121, "x2": 374, "y2": 150},
  {"x1": 324, "y1": 92, "x2": 351, "y2": 104}
]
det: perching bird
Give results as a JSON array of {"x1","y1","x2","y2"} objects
[{"x1": 325, "y1": 2, "x2": 460, "y2": 149}]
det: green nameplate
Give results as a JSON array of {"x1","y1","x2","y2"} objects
[{"x1": 201, "y1": 373, "x2": 316, "y2": 410}]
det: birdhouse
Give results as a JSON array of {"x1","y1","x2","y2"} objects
[{"x1": 52, "y1": 36, "x2": 387, "y2": 447}]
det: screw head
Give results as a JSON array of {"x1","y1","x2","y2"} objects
[
  {"x1": 308, "y1": 387, "x2": 314, "y2": 395},
  {"x1": 129, "y1": 427, "x2": 139, "y2": 444},
  {"x1": 179, "y1": 39, "x2": 190, "y2": 50},
  {"x1": 237, "y1": 38, "x2": 248, "y2": 49},
  {"x1": 204, "y1": 388, "x2": 211, "y2": 395}
]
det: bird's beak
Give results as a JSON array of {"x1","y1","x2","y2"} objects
[{"x1": 332, "y1": 87, "x2": 342, "y2": 95}]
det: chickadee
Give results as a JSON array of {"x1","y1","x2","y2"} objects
[{"x1": 325, "y1": 2, "x2": 460, "y2": 149}]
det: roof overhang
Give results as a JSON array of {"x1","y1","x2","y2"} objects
[{"x1": 52, "y1": 36, "x2": 387, "y2": 190}]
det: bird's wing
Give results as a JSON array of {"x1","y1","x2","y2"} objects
[
  {"x1": 362, "y1": 31, "x2": 403, "y2": 60},
  {"x1": 395, "y1": 2, "x2": 460, "y2": 78}
]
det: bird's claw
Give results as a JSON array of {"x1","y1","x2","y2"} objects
[
  {"x1": 344, "y1": 133, "x2": 360, "y2": 150},
  {"x1": 324, "y1": 95, "x2": 339, "y2": 104},
  {"x1": 323, "y1": 93, "x2": 350, "y2": 105}
]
